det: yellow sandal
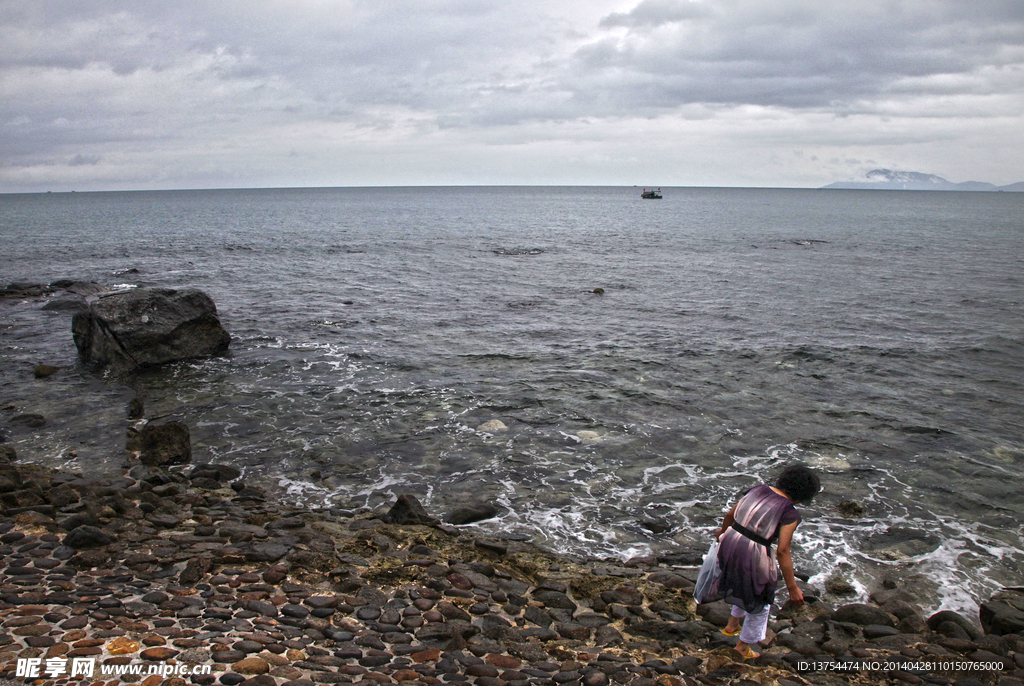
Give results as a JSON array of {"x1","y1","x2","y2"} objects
[
  {"x1": 720, "y1": 627, "x2": 741, "y2": 637},
  {"x1": 735, "y1": 645, "x2": 760, "y2": 659}
]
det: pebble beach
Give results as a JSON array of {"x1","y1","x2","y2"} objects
[{"x1": 2, "y1": 441, "x2": 1024, "y2": 686}]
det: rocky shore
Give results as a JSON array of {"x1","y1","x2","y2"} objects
[
  {"x1": 1, "y1": 444, "x2": 1024, "y2": 686},
  {"x1": 3, "y1": 281, "x2": 1024, "y2": 686}
]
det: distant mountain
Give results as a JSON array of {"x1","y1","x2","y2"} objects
[{"x1": 822, "y1": 169, "x2": 1024, "y2": 191}]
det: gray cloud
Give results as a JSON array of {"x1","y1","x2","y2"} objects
[
  {"x1": 574, "y1": 0, "x2": 1024, "y2": 112},
  {"x1": 600, "y1": 0, "x2": 710, "y2": 28},
  {"x1": 1, "y1": 0, "x2": 1022, "y2": 190}
]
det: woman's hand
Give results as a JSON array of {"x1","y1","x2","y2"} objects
[
  {"x1": 716, "y1": 504, "x2": 738, "y2": 541},
  {"x1": 776, "y1": 521, "x2": 804, "y2": 607}
]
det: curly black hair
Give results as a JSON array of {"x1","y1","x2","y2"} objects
[{"x1": 775, "y1": 464, "x2": 821, "y2": 504}]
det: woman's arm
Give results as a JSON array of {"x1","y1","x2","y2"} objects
[
  {"x1": 714, "y1": 504, "x2": 737, "y2": 540},
  {"x1": 776, "y1": 521, "x2": 804, "y2": 606}
]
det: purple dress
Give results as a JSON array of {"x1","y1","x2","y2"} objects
[{"x1": 717, "y1": 485, "x2": 801, "y2": 613}]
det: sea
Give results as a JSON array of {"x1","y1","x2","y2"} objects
[{"x1": 2, "y1": 186, "x2": 1022, "y2": 617}]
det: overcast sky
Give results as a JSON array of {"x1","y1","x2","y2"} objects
[{"x1": 2, "y1": 0, "x2": 1023, "y2": 191}]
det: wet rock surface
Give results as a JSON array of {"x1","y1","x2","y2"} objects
[
  {"x1": 71, "y1": 287, "x2": 231, "y2": 372},
  {"x1": 0, "y1": 460, "x2": 1021, "y2": 686}
]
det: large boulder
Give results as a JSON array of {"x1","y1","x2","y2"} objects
[
  {"x1": 832, "y1": 603, "x2": 896, "y2": 627},
  {"x1": 72, "y1": 288, "x2": 230, "y2": 371},
  {"x1": 980, "y1": 588, "x2": 1024, "y2": 636}
]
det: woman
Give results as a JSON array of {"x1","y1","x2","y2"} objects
[{"x1": 714, "y1": 464, "x2": 820, "y2": 659}]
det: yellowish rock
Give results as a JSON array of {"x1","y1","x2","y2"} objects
[
  {"x1": 259, "y1": 651, "x2": 290, "y2": 667},
  {"x1": 107, "y1": 637, "x2": 141, "y2": 655},
  {"x1": 232, "y1": 657, "x2": 270, "y2": 675}
]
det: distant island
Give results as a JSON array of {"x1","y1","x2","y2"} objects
[{"x1": 822, "y1": 169, "x2": 1024, "y2": 192}]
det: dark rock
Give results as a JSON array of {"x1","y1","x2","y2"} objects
[
  {"x1": 626, "y1": 621, "x2": 707, "y2": 642},
  {"x1": 474, "y1": 539, "x2": 508, "y2": 555},
  {"x1": 281, "y1": 604, "x2": 309, "y2": 618},
  {"x1": 574, "y1": 613, "x2": 612, "y2": 628},
  {"x1": 825, "y1": 574, "x2": 857, "y2": 596},
  {"x1": 62, "y1": 281, "x2": 108, "y2": 297},
  {"x1": 2, "y1": 282, "x2": 44, "y2": 297},
  {"x1": 42, "y1": 297, "x2": 89, "y2": 312},
  {"x1": 863, "y1": 527, "x2": 941, "y2": 558},
  {"x1": 33, "y1": 365, "x2": 60, "y2": 379},
  {"x1": 0, "y1": 445, "x2": 16, "y2": 463},
  {"x1": 863, "y1": 624, "x2": 901, "y2": 639},
  {"x1": 268, "y1": 516, "x2": 305, "y2": 530},
  {"x1": 234, "y1": 641, "x2": 265, "y2": 654},
  {"x1": 304, "y1": 596, "x2": 338, "y2": 609},
  {"x1": 832, "y1": 604, "x2": 895, "y2": 627},
  {"x1": 140, "y1": 421, "x2": 192, "y2": 466},
  {"x1": 646, "y1": 571, "x2": 691, "y2": 591},
  {"x1": 533, "y1": 590, "x2": 576, "y2": 610},
  {"x1": 776, "y1": 633, "x2": 822, "y2": 656},
  {"x1": 980, "y1": 589, "x2": 1024, "y2": 636},
  {"x1": 239, "y1": 677, "x2": 277, "y2": 686},
  {"x1": 881, "y1": 599, "x2": 924, "y2": 621},
  {"x1": 263, "y1": 565, "x2": 289, "y2": 584},
  {"x1": 445, "y1": 502, "x2": 501, "y2": 525},
  {"x1": 72, "y1": 287, "x2": 231, "y2": 371},
  {"x1": 190, "y1": 463, "x2": 243, "y2": 483},
  {"x1": 594, "y1": 625, "x2": 624, "y2": 646},
  {"x1": 965, "y1": 650, "x2": 1007, "y2": 668},
  {"x1": 554, "y1": 622, "x2": 592, "y2": 641},
  {"x1": 837, "y1": 500, "x2": 866, "y2": 518},
  {"x1": 639, "y1": 519, "x2": 673, "y2": 534},
  {"x1": 10, "y1": 414, "x2": 46, "y2": 429},
  {"x1": 150, "y1": 514, "x2": 181, "y2": 528},
  {"x1": 63, "y1": 525, "x2": 112, "y2": 549},
  {"x1": 179, "y1": 556, "x2": 212, "y2": 585},
  {"x1": 127, "y1": 395, "x2": 145, "y2": 419},
  {"x1": 927, "y1": 610, "x2": 983, "y2": 641},
  {"x1": 382, "y1": 494, "x2": 439, "y2": 526},
  {"x1": 936, "y1": 621, "x2": 972, "y2": 641},
  {"x1": 601, "y1": 585, "x2": 644, "y2": 606},
  {"x1": 897, "y1": 615, "x2": 929, "y2": 634},
  {"x1": 239, "y1": 599, "x2": 279, "y2": 617}
]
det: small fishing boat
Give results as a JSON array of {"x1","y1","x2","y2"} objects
[{"x1": 641, "y1": 188, "x2": 662, "y2": 199}]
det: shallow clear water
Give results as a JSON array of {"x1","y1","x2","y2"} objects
[{"x1": 2, "y1": 186, "x2": 1023, "y2": 615}]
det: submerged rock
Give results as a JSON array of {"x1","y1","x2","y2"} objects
[
  {"x1": 140, "y1": 420, "x2": 192, "y2": 466},
  {"x1": 863, "y1": 527, "x2": 941, "y2": 559},
  {"x1": 446, "y1": 502, "x2": 502, "y2": 525},
  {"x1": 837, "y1": 500, "x2": 866, "y2": 518},
  {"x1": 127, "y1": 394, "x2": 145, "y2": 419},
  {"x1": 33, "y1": 364, "x2": 60, "y2": 379},
  {"x1": 72, "y1": 287, "x2": 231, "y2": 371},
  {"x1": 10, "y1": 413, "x2": 46, "y2": 429}
]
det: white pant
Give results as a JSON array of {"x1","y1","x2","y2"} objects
[{"x1": 730, "y1": 604, "x2": 771, "y2": 644}]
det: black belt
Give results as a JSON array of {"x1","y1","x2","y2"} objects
[{"x1": 731, "y1": 521, "x2": 775, "y2": 548}]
